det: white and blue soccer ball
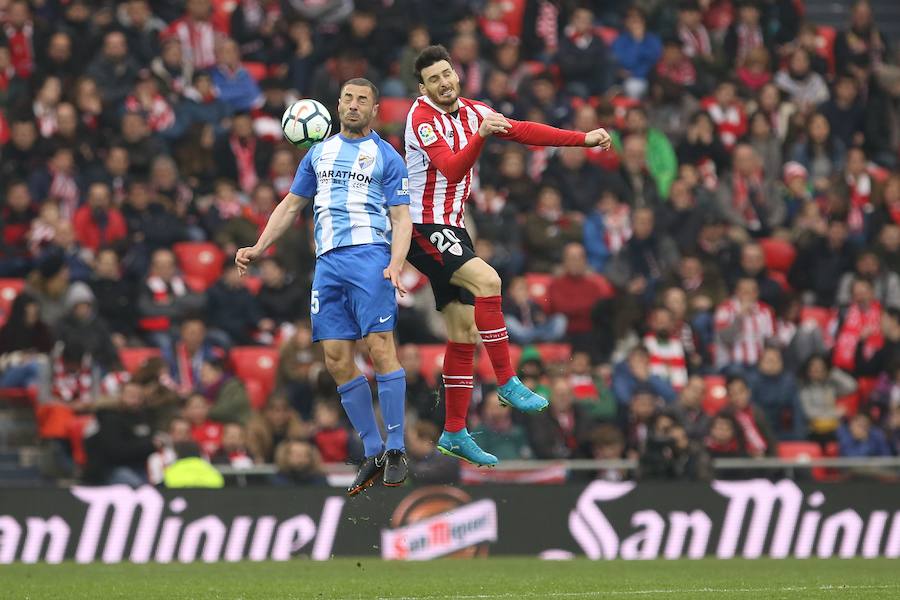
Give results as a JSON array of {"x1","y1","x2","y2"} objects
[{"x1": 281, "y1": 99, "x2": 332, "y2": 148}]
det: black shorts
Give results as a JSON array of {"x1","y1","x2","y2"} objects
[{"x1": 407, "y1": 223, "x2": 477, "y2": 310}]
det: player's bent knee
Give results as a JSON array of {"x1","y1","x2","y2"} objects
[{"x1": 472, "y1": 267, "x2": 502, "y2": 297}]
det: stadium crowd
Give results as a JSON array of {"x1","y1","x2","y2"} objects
[{"x1": 0, "y1": 0, "x2": 899, "y2": 487}]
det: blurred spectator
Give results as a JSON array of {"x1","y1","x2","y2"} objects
[
  {"x1": 671, "y1": 375, "x2": 711, "y2": 442},
  {"x1": 523, "y1": 186, "x2": 583, "y2": 272},
  {"x1": 612, "y1": 346, "x2": 677, "y2": 406},
  {"x1": 746, "y1": 111, "x2": 782, "y2": 185},
  {"x1": 588, "y1": 424, "x2": 629, "y2": 481},
  {"x1": 26, "y1": 249, "x2": 71, "y2": 328},
  {"x1": 312, "y1": 400, "x2": 352, "y2": 464},
  {"x1": 722, "y1": 375, "x2": 778, "y2": 458},
  {"x1": 621, "y1": 387, "x2": 658, "y2": 457},
  {"x1": 124, "y1": 72, "x2": 177, "y2": 136},
  {"x1": 138, "y1": 248, "x2": 206, "y2": 356},
  {"x1": 873, "y1": 224, "x2": 899, "y2": 275},
  {"x1": 177, "y1": 72, "x2": 232, "y2": 136},
  {"x1": 1, "y1": 121, "x2": 42, "y2": 188},
  {"x1": 214, "y1": 112, "x2": 273, "y2": 195},
  {"x1": 83, "y1": 382, "x2": 159, "y2": 486},
  {"x1": 56, "y1": 282, "x2": 120, "y2": 372},
  {"x1": 471, "y1": 387, "x2": 532, "y2": 460},
  {"x1": 121, "y1": 0, "x2": 166, "y2": 68},
  {"x1": 836, "y1": 251, "x2": 900, "y2": 310},
  {"x1": 614, "y1": 135, "x2": 663, "y2": 210},
  {"x1": 207, "y1": 262, "x2": 264, "y2": 346},
  {"x1": 118, "y1": 112, "x2": 167, "y2": 178},
  {"x1": 819, "y1": 75, "x2": 865, "y2": 149},
  {"x1": 833, "y1": 278, "x2": 885, "y2": 372},
  {"x1": 211, "y1": 422, "x2": 254, "y2": 468},
  {"x1": 657, "y1": 179, "x2": 706, "y2": 254},
  {"x1": 542, "y1": 146, "x2": 606, "y2": 214},
  {"x1": 716, "y1": 144, "x2": 785, "y2": 237},
  {"x1": 557, "y1": 6, "x2": 609, "y2": 97},
  {"x1": 28, "y1": 146, "x2": 81, "y2": 220},
  {"x1": 199, "y1": 356, "x2": 251, "y2": 425},
  {"x1": 676, "y1": 112, "x2": 731, "y2": 190},
  {"x1": 210, "y1": 38, "x2": 263, "y2": 113},
  {"x1": 855, "y1": 307, "x2": 900, "y2": 378},
  {"x1": 569, "y1": 351, "x2": 617, "y2": 421},
  {"x1": 799, "y1": 355, "x2": 857, "y2": 446},
  {"x1": 184, "y1": 392, "x2": 223, "y2": 457},
  {"x1": 2, "y1": 180, "x2": 37, "y2": 263},
  {"x1": 611, "y1": 7, "x2": 661, "y2": 99},
  {"x1": 747, "y1": 346, "x2": 805, "y2": 440},
  {"x1": 230, "y1": 0, "x2": 286, "y2": 65},
  {"x1": 527, "y1": 375, "x2": 591, "y2": 459},
  {"x1": 607, "y1": 208, "x2": 679, "y2": 316},
  {"x1": 704, "y1": 413, "x2": 749, "y2": 475},
  {"x1": 583, "y1": 189, "x2": 631, "y2": 273},
  {"x1": 724, "y1": 0, "x2": 768, "y2": 70},
  {"x1": 247, "y1": 394, "x2": 309, "y2": 463},
  {"x1": 838, "y1": 413, "x2": 892, "y2": 458},
  {"x1": 676, "y1": 1, "x2": 713, "y2": 65},
  {"x1": 639, "y1": 411, "x2": 712, "y2": 481},
  {"x1": 502, "y1": 276, "x2": 566, "y2": 346},
  {"x1": 163, "y1": 0, "x2": 217, "y2": 70},
  {"x1": 86, "y1": 31, "x2": 139, "y2": 107},
  {"x1": 73, "y1": 182, "x2": 127, "y2": 253},
  {"x1": 643, "y1": 307, "x2": 688, "y2": 392},
  {"x1": 89, "y1": 249, "x2": 137, "y2": 341},
  {"x1": 775, "y1": 49, "x2": 829, "y2": 112},
  {"x1": 714, "y1": 277, "x2": 776, "y2": 372},
  {"x1": 547, "y1": 243, "x2": 611, "y2": 351},
  {"x1": 277, "y1": 323, "x2": 321, "y2": 419},
  {"x1": 731, "y1": 242, "x2": 786, "y2": 312},
  {"x1": 790, "y1": 219, "x2": 856, "y2": 308},
  {"x1": 396, "y1": 344, "x2": 439, "y2": 426},
  {"x1": 660, "y1": 285, "x2": 710, "y2": 370},
  {"x1": 611, "y1": 106, "x2": 677, "y2": 199},
  {"x1": 0, "y1": 292, "x2": 53, "y2": 388},
  {"x1": 48, "y1": 221, "x2": 93, "y2": 283},
  {"x1": 736, "y1": 47, "x2": 772, "y2": 95},
  {"x1": 271, "y1": 439, "x2": 327, "y2": 486},
  {"x1": 835, "y1": 0, "x2": 888, "y2": 85},
  {"x1": 147, "y1": 416, "x2": 191, "y2": 485},
  {"x1": 702, "y1": 80, "x2": 747, "y2": 152},
  {"x1": 257, "y1": 256, "x2": 309, "y2": 327},
  {"x1": 398, "y1": 24, "x2": 431, "y2": 96},
  {"x1": 163, "y1": 441, "x2": 225, "y2": 488},
  {"x1": 406, "y1": 420, "x2": 459, "y2": 485},
  {"x1": 789, "y1": 113, "x2": 845, "y2": 196}
]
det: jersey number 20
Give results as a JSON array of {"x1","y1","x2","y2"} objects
[{"x1": 430, "y1": 229, "x2": 464, "y2": 257}]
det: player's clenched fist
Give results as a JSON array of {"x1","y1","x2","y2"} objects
[
  {"x1": 234, "y1": 246, "x2": 260, "y2": 277},
  {"x1": 478, "y1": 112, "x2": 511, "y2": 138},
  {"x1": 584, "y1": 127, "x2": 612, "y2": 150}
]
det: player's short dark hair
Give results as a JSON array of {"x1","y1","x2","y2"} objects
[
  {"x1": 342, "y1": 77, "x2": 380, "y2": 102},
  {"x1": 414, "y1": 45, "x2": 452, "y2": 84}
]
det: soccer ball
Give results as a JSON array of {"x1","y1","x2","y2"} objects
[{"x1": 281, "y1": 99, "x2": 332, "y2": 148}]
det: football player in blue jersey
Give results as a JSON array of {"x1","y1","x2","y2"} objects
[{"x1": 236, "y1": 79, "x2": 413, "y2": 495}]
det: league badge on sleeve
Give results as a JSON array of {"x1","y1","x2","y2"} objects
[{"x1": 418, "y1": 123, "x2": 438, "y2": 146}]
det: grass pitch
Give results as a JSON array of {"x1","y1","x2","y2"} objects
[{"x1": 2, "y1": 557, "x2": 899, "y2": 599}]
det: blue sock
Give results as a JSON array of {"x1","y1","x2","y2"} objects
[
  {"x1": 337, "y1": 376, "x2": 383, "y2": 458},
  {"x1": 376, "y1": 369, "x2": 406, "y2": 451}
]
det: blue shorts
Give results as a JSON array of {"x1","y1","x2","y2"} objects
[{"x1": 311, "y1": 243, "x2": 397, "y2": 342}]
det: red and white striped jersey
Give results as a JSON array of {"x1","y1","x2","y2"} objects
[
  {"x1": 643, "y1": 333, "x2": 688, "y2": 391},
  {"x1": 405, "y1": 95, "x2": 586, "y2": 226},
  {"x1": 713, "y1": 298, "x2": 775, "y2": 368}
]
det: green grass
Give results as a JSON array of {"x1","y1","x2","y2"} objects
[{"x1": 2, "y1": 558, "x2": 899, "y2": 599}]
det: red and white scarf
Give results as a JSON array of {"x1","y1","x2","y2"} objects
[
  {"x1": 678, "y1": 24, "x2": 712, "y2": 59},
  {"x1": 230, "y1": 136, "x2": 258, "y2": 193},
  {"x1": 3, "y1": 22, "x2": 33, "y2": 78},
  {"x1": 833, "y1": 301, "x2": 883, "y2": 371},
  {"x1": 535, "y1": 0, "x2": 559, "y2": 54},
  {"x1": 734, "y1": 407, "x2": 767, "y2": 455},
  {"x1": 603, "y1": 203, "x2": 632, "y2": 253},
  {"x1": 732, "y1": 171, "x2": 764, "y2": 230},
  {"x1": 124, "y1": 94, "x2": 176, "y2": 133},
  {"x1": 49, "y1": 169, "x2": 80, "y2": 220},
  {"x1": 175, "y1": 341, "x2": 202, "y2": 395},
  {"x1": 846, "y1": 171, "x2": 872, "y2": 234},
  {"x1": 735, "y1": 24, "x2": 763, "y2": 66}
]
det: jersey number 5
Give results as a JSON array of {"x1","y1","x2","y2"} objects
[
  {"x1": 311, "y1": 290, "x2": 320, "y2": 314},
  {"x1": 429, "y1": 229, "x2": 464, "y2": 257}
]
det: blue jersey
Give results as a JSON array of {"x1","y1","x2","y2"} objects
[{"x1": 290, "y1": 130, "x2": 410, "y2": 257}]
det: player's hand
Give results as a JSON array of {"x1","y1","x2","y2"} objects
[
  {"x1": 584, "y1": 127, "x2": 612, "y2": 150},
  {"x1": 235, "y1": 246, "x2": 261, "y2": 277},
  {"x1": 384, "y1": 264, "x2": 407, "y2": 297},
  {"x1": 478, "y1": 113, "x2": 511, "y2": 138}
]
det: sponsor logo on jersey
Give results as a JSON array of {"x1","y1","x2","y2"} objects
[{"x1": 418, "y1": 123, "x2": 438, "y2": 146}]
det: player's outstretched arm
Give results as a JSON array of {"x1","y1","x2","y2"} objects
[
  {"x1": 384, "y1": 204, "x2": 412, "y2": 296},
  {"x1": 235, "y1": 192, "x2": 308, "y2": 276},
  {"x1": 501, "y1": 118, "x2": 612, "y2": 150}
]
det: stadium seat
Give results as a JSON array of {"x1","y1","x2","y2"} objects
[
  {"x1": 244, "y1": 378, "x2": 268, "y2": 411},
  {"x1": 377, "y1": 97, "x2": 415, "y2": 126},
  {"x1": 118, "y1": 347, "x2": 162, "y2": 373},
  {"x1": 68, "y1": 414, "x2": 95, "y2": 467},
  {"x1": 836, "y1": 392, "x2": 859, "y2": 418},
  {"x1": 759, "y1": 238, "x2": 797, "y2": 273},
  {"x1": 173, "y1": 242, "x2": 225, "y2": 291},
  {"x1": 242, "y1": 275, "x2": 263, "y2": 295},
  {"x1": 417, "y1": 344, "x2": 446, "y2": 387},
  {"x1": 799, "y1": 306, "x2": 837, "y2": 345},
  {"x1": 596, "y1": 26, "x2": 620, "y2": 46},
  {"x1": 0, "y1": 278, "x2": 25, "y2": 327},
  {"x1": 524, "y1": 272, "x2": 553, "y2": 311},
  {"x1": 702, "y1": 375, "x2": 728, "y2": 415},
  {"x1": 815, "y1": 25, "x2": 837, "y2": 76},
  {"x1": 778, "y1": 441, "x2": 827, "y2": 481},
  {"x1": 535, "y1": 343, "x2": 572, "y2": 365},
  {"x1": 230, "y1": 346, "x2": 280, "y2": 403},
  {"x1": 243, "y1": 61, "x2": 268, "y2": 82}
]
